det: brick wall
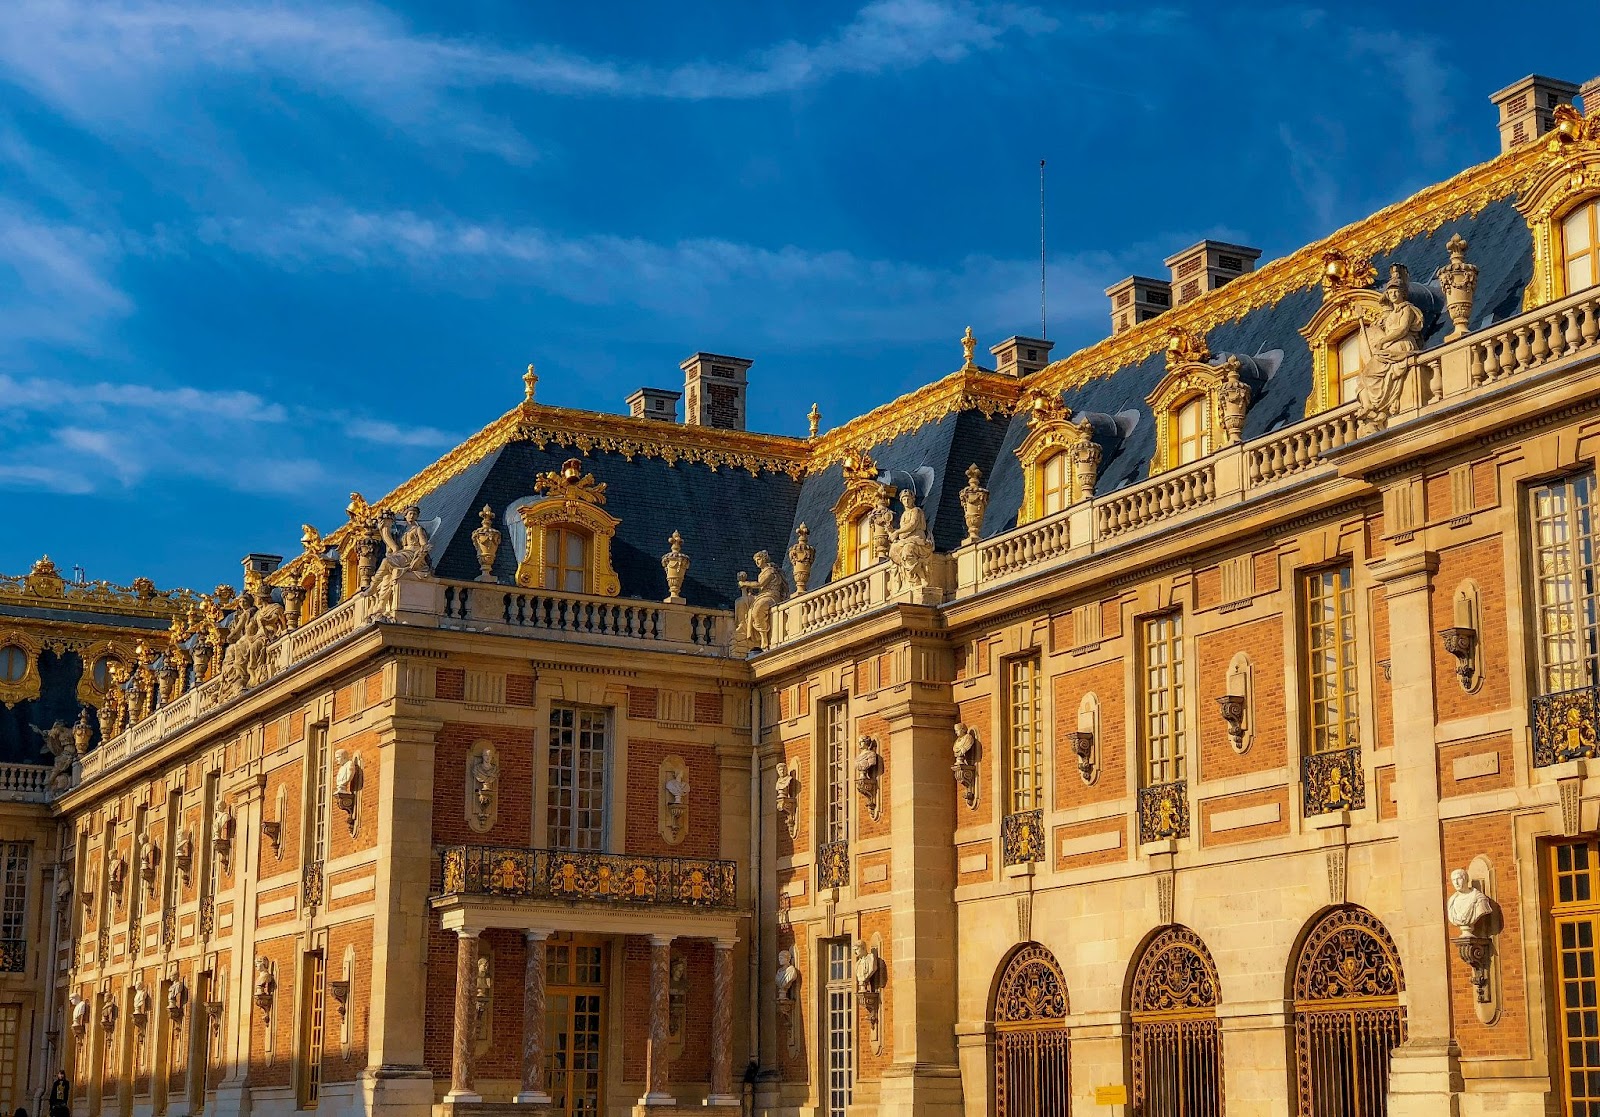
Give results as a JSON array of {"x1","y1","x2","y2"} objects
[
  {"x1": 1442, "y1": 814, "x2": 1529, "y2": 1058},
  {"x1": 1052, "y1": 660, "x2": 1124, "y2": 811},
  {"x1": 625, "y1": 738, "x2": 722, "y2": 858},
  {"x1": 433, "y1": 722, "x2": 534, "y2": 845},
  {"x1": 857, "y1": 715, "x2": 890, "y2": 840},
  {"x1": 1197, "y1": 616, "x2": 1286, "y2": 781},
  {"x1": 1432, "y1": 538, "x2": 1511, "y2": 722}
]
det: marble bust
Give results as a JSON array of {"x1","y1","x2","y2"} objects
[{"x1": 1447, "y1": 868, "x2": 1493, "y2": 935}]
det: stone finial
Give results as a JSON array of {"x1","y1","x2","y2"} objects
[
  {"x1": 471, "y1": 505, "x2": 501, "y2": 583},
  {"x1": 1218, "y1": 358, "x2": 1251, "y2": 445},
  {"x1": 788, "y1": 524, "x2": 816, "y2": 594},
  {"x1": 958, "y1": 464, "x2": 988, "y2": 545},
  {"x1": 807, "y1": 403, "x2": 821, "y2": 440},
  {"x1": 1435, "y1": 234, "x2": 1479, "y2": 341},
  {"x1": 523, "y1": 363, "x2": 538, "y2": 403},
  {"x1": 961, "y1": 326, "x2": 977, "y2": 369},
  {"x1": 661, "y1": 531, "x2": 691, "y2": 604}
]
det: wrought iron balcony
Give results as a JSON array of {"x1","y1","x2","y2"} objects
[
  {"x1": 1137, "y1": 782, "x2": 1190, "y2": 843},
  {"x1": 0, "y1": 939, "x2": 25, "y2": 973},
  {"x1": 816, "y1": 840, "x2": 850, "y2": 890},
  {"x1": 1302, "y1": 746, "x2": 1365, "y2": 816},
  {"x1": 1001, "y1": 809, "x2": 1044, "y2": 866},
  {"x1": 438, "y1": 845, "x2": 737, "y2": 911},
  {"x1": 1534, "y1": 685, "x2": 1600, "y2": 768}
]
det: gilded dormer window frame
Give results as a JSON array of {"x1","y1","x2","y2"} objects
[
  {"x1": 831, "y1": 450, "x2": 894, "y2": 578},
  {"x1": 1301, "y1": 257, "x2": 1385, "y2": 417},
  {"x1": 0, "y1": 630, "x2": 42, "y2": 709},
  {"x1": 1518, "y1": 105, "x2": 1600, "y2": 310},
  {"x1": 1014, "y1": 389, "x2": 1096, "y2": 526},
  {"x1": 75, "y1": 640, "x2": 132, "y2": 708},
  {"x1": 515, "y1": 459, "x2": 622, "y2": 597}
]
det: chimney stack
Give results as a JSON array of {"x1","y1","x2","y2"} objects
[
  {"x1": 1490, "y1": 74, "x2": 1579, "y2": 152},
  {"x1": 681, "y1": 353, "x2": 752, "y2": 431},
  {"x1": 1104, "y1": 276, "x2": 1172, "y2": 336},
  {"x1": 626, "y1": 387, "x2": 682, "y2": 422},
  {"x1": 1164, "y1": 241, "x2": 1262, "y2": 309},
  {"x1": 989, "y1": 336, "x2": 1054, "y2": 377},
  {"x1": 1579, "y1": 75, "x2": 1600, "y2": 115}
]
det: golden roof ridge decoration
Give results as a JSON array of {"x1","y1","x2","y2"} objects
[
  {"x1": 0, "y1": 555, "x2": 198, "y2": 618},
  {"x1": 533, "y1": 458, "x2": 608, "y2": 504},
  {"x1": 1024, "y1": 137, "x2": 1554, "y2": 398},
  {"x1": 809, "y1": 364, "x2": 1022, "y2": 470}
]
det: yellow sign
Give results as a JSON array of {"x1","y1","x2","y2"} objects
[{"x1": 1094, "y1": 1084, "x2": 1128, "y2": 1106}]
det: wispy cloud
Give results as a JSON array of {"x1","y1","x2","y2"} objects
[
  {"x1": 0, "y1": 206, "x2": 132, "y2": 351},
  {"x1": 343, "y1": 418, "x2": 460, "y2": 448}
]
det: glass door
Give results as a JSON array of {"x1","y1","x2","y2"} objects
[{"x1": 545, "y1": 938, "x2": 606, "y2": 1117}]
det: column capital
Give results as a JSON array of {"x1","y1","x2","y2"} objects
[
  {"x1": 712, "y1": 937, "x2": 739, "y2": 951},
  {"x1": 455, "y1": 928, "x2": 480, "y2": 941},
  {"x1": 649, "y1": 934, "x2": 674, "y2": 948},
  {"x1": 524, "y1": 929, "x2": 550, "y2": 943},
  {"x1": 376, "y1": 714, "x2": 444, "y2": 747},
  {"x1": 1369, "y1": 550, "x2": 1440, "y2": 597}
]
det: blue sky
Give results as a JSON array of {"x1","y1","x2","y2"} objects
[{"x1": 0, "y1": 1, "x2": 1594, "y2": 590}]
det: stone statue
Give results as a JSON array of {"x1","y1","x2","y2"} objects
[
  {"x1": 735, "y1": 552, "x2": 788, "y2": 651},
  {"x1": 775, "y1": 950, "x2": 799, "y2": 1003},
  {"x1": 958, "y1": 464, "x2": 988, "y2": 544},
  {"x1": 665, "y1": 768, "x2": 690, "y2": 809},
  {"x1": 34, "y1": 720, "x2": 78, "y2": 792},
  {"x1": 175, "y1": 829, "x2": 193, "y2": 882},
  {"x1": 367, "y1": 505, "x2": 435, "y2": 615},
  {"x1": 1218, "y1": 358, "x2": 1251, "y2": 445},
  {"x1": 71, "y1": 993, "x2": 90, "y2": 1036},
  {"x1": 254, "y1": 956, "x2": 275, "y2": 1013},
  {"x1": 334, "y1": 750, "x2": 358, "y2": 797},
  {"x1": 100, "y1": 664, "x2": 127, "y2": 738},
  {"x1": 1435, "y1": 233, "x2": 1478, "y2": 341},
  {"x1": 212, "y1": 803, "x2": 234, "y2": 860},
  {"x1": 788, "y1": 524, "x2": 816, "y2": 595},
  {"x1": 952, "y1": 722, "x2": 979, "y2": 809},
  {"x1": 1355, "y1": 264, "x2": 1425, "y2": 429},
  {"x1": 138, "y1": 832, "x2": 159, "y2": 892},
  {"x1": 774, "y1": 763, "x2": 799, "y2": 838},
  {"x1": 854, "y1": 736, "x2": 882, "y2": 820},
  {"x1": 471, "y1": 505, "x2": 501, "y2": 583},
  {"x1": 853, "y1": 941, "x2": 879, "y2": 995},
  {"x1": 107, "y1": 852, "x2": 126, "y2": 897},
  {"x1": 887, "y1": 487, "x2": 935, "y2": 590},
  {"x1": 866, "y1": 489, "x2": 896, "y2": 564},
  {"x1": 1447, "y1": 868, "x2": 1493, "y2": 934},
  {"x1": 131, "y1": 983, "x2": 151, "y2": 1021},
  {"x1": 470, "y1": 747, "x2": 499, "y2": 816},
  {"x1": 101, "y1": 998, "x2": 117, "y2": 1032},
  {"x1": 661, "y1": 531, "x2": 691, "y2": 605},
  {"x1": 168, "y1": 976, "x2": 188, "y2": 1018},
  {"x1": 474, "y1": 956, "x2": 492, "y2": 1025},
  {"x1": 218, "y1": 595, "x2": 288, "y2": 698},
  {"x1": 952, "y1": 723, "x2": 977, "y2": 767}
]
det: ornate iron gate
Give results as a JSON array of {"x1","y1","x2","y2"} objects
[
  {"x1": 992, "y1": 943, "x2": 1070, "y2": 1117},
  {"x1": 1129, "y1": 926, "x2": 1224, "y2": 1117},
  {"x1": 1291, "y1": 908, "x2": 1406, "y2": 1117}
]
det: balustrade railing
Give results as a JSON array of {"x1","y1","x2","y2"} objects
[
  {"x1": 441, "y1": 582, "x2": 725, "y2": 650},
  {"x1": 1245, "y1": 405, "x2": 1361, "y2": 487},
  {"x1": 438, "y1": 844, "x2": 738, "y2": 910},
  {"x1": 1096, "y1": 461, "x2": 1217, "y2": 540},
  {"x1": 979, "y1": 513, "x2": 1070, "y2": 582},
  {"x1": 0, "y1": 764, "x2": 50, "y2": 801}
]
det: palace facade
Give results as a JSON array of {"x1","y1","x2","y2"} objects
[{"x1": 2, "y1": 71, "x2": 1600, "y2": 1117}]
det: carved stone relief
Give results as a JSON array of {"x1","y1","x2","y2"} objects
[
  {"x1": 775, "y1": 762, "x2": 800, "y2": 839},
  {"x1": 1221, "y1": 652, "x2": 1254, "y2": 753},
  {"x1": 1074, "y1": 693, "x2": 1100, "y2": 784},
  {"x1": 952, "y1": 723, "x2": 979, "y2": 810}
]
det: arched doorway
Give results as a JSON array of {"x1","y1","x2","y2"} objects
[
  {"x1": 1129, "y1": 925, "x2": 1224, "y2": 1117},
  {"x1": 1291, "y1": 907, "x2": 1406, "y2": 1117},
  {"x1": 992, "y1": 943, "x2": 1070, "y2": 1117}
]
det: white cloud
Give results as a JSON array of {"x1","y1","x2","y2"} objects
[
  {"x1": 344, "y1": 418, "x2": 460, "y2": 447},
  {"x1": 0, "y1": 207, "x2": 132, "y2": 351}
]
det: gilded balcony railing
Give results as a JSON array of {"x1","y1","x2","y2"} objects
[
  {"x1": 438, "y1": 845, "x2": 738, "y2": 910},
  {"x1": 0, "y1": 939, "x2": 25, "y2": 973},
  {"x1": 1001, "y1": 809, "x2": 1044, "y2": 866},
  {"x1": 816, "y1": 840, "x2": 850, "y2": 890},
  {"x1": 1302, "y1": 746, "x2": 1365, "y2": 816},
  {"x1": 1533, "y1": 685, "x2": 1600, "y2": 768},
  {"x1": 1137, "y1": 782, "x2": 1190, "y2": 844}
]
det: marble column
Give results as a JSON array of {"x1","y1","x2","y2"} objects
[
  {"x1": 707, "y1": 938, "x2": 740, "y2": 1106},
  {"x1": 517, "y1": 930, "x2": 552, "y2": 1104},
  {"x1": 640, "y1": 935, "x2": 675, "y2": 1106},
  {"x1": 445, "y1": 929, "x2": 482, "y2": 1103}
]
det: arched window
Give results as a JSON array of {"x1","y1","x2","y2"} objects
[
  {"x1": 991, "y1": 943, "x2": 1069, "y2": 1117},
  {"x1": 0, "y1": 647, "x2": 24, "y2": 684},
  {"x1": 1334, "y1": 331, "x2": 1363, "y2": 404},
  {"x1": 1291, "y1": 906, "x2": 1406, "y2": 1117},
  {"x1": 852, "y1": 511, "x2": 875, "y2": 573},
  {"x1": 1563, "y1": 198, "x2": 1600, "y2": 295},
  {"x1": 1129, "y1": 926, "x2": 1223, "y2": 1117},
  {"x1": 543, "y1": 525, "x2": 591, "y2": 593},
  {"x1": 1039, "y1": 453, "x2": 1068, "y2": 517},
  {"x1": 1174, "y1": 396, "x2": 1210, "y2": 465}
]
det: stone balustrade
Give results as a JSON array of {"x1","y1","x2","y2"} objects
[
  {"x1": 773, "y1": 285, "x2": 1600, "y2": 645},
  {"x1": 0, "y1": 763, "x2": 51, "y2": 802}
]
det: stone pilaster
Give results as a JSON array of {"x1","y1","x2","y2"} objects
[
  {"x1": 213, "y1": 771, "x2": 266, "y2": 1117},
  {"x1": 1372, "y1": 550, "x2": 1463, "y2": 1116},
  {"x1": 445, "y1": 930, "x2": 481, "y2": 1103},
  {"x1": 361, "y1": 713, "x2": 442, "y2": 1117},
  {"x1": 876, "y1": 688, "x2": 963, "y2": 1117},
  {"x1": 708, "y1": 938, "x2": 740, "y2": 1106},
  {"x1": 640, "y1": 935, "x2": 674, "y2": 1106},
  {"x1": 517, "y1": 930, "x2": 552, "y2": 1105}
]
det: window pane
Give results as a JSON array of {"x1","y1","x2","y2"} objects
[
  {"x1": 1305, "y1": 566, "x2": 1359, "y2": 752},
  {"x1": 1336, "y1": 332, "x2": 1363, "y2": 403},
  {"x1": 1008, "y1": 657, "x2": 1042, "y2": 811},
  {"x1": 1142, "y1": 615, "x2": 1185, "y2": 784},
  {"x1": 548, "y1": 705, "x2": 608, "y2": 850},
  {"x1": 823, "y1": 700, "x2": 850, "y2": 843},
  {"x1": 1530, "y1": 473, "x2": 1600, "y2": 694}
]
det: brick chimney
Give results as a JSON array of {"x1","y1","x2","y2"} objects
[
  {"x1": 989, "y1": 336, "x2": 1055, "y2": 377},
  {"x1": 1104, "y1": 276, "x2": 1172, "y2": 335},
  {"x1": 1579, "y1": 75, "x2": 1600, "y2": 116},
  {"x1": 1490, "y1": 74, "x2": 1579, "y2": 152},
  {"x1": 681, "y1": 353, "x2": 752, "y2": 430},
  {"x1": 626, "y1": 387, "x2": 681, "y2": 421},
  {"x1": 1163, "y1": 241, "x2": 1262, "y2": 309}
]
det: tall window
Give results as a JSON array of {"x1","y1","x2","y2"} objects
[
  {"x1": 1006, "y1": 657, "x2": 1042, "y2": 812},
  {"x1": 0, "y1": 1004, "x2": 17, "y2": 1116},
  {"x1": 1563, "y1": 199, "x2": 1600, "y2": 295},
  {"x1": 543, "y1": 526, "x2": 590, "y2": 593},
  {"x1": 825, "y1": 940, "x2": 855, "y2": 1117},
  {"x1": 1305, "y1": 566, "x2": 1359, "y2": 752},
  {"x1": 308, "y1": 725, "x2": 330, "y2": 871},
  {"x1": 297, "y1": 951, "x2": 327, "y2": 1108},
  {"x1": 548, "y1": 705, "x2": 608, "y2": 851},
  {"x1": 1334, "y1": 331, "x2": 1363, "y2": 404},
  {"x1": 1552, "y1": 840, "x2": 1600, "y2": 1117},
  {"x1": 0, "y1": 843, "x2": 26, "y2": 946},
  {"x1": 1174, "y1": 398, "x2": 1209, "y2": 465},
  {"x1": 1039, "y1": 453, "x2": 1068, "y2": 517},
  {"x1": 821, "y1": 699, "x2": 850, "y2": 843},
  {"x1": 546, "y1": 938, "x2": 605, "y2": 1117},
  {"x1": 1142, "y1": 615, "x2": 1186, "y2": 785},
  {"x1": 852, "y1": 513, "x2": 874, "y2": 573},
  {"x1": 1531, "y1": 473, "x2": 1600, "y2": 694}
]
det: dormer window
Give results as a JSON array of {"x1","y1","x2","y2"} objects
[
  {"x1": 1334, "y1": 331, "x2": 1363, "y2": 404},
  {"x1": 1014, "y1": 389, "x2": 1099, "y2": 525},
  {"x1": 1039, "y1": 452, "x2": 1069, "y2": 517},
  {"x1": 1173, "y1": 396, "x2": 1210, "y2": 465},
  {"x1": 1562, "y1": 198, "x2": 1599, "y2": 294},
  {"x1": 543, "y1": 525, "x2": 591, "y2": 593},
  {"x1": 514, "y1": 459, "x2": 622, "y2": 597},
  {"x1": 831, "y1": 450, "x2": 892, "y2": 579},
  {"x1": 1146, "y1": 328, "x2": 1249, "y2": 473},
  {"x1": 851, "y1": 512, "x2": 874, "y2": 574}
]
